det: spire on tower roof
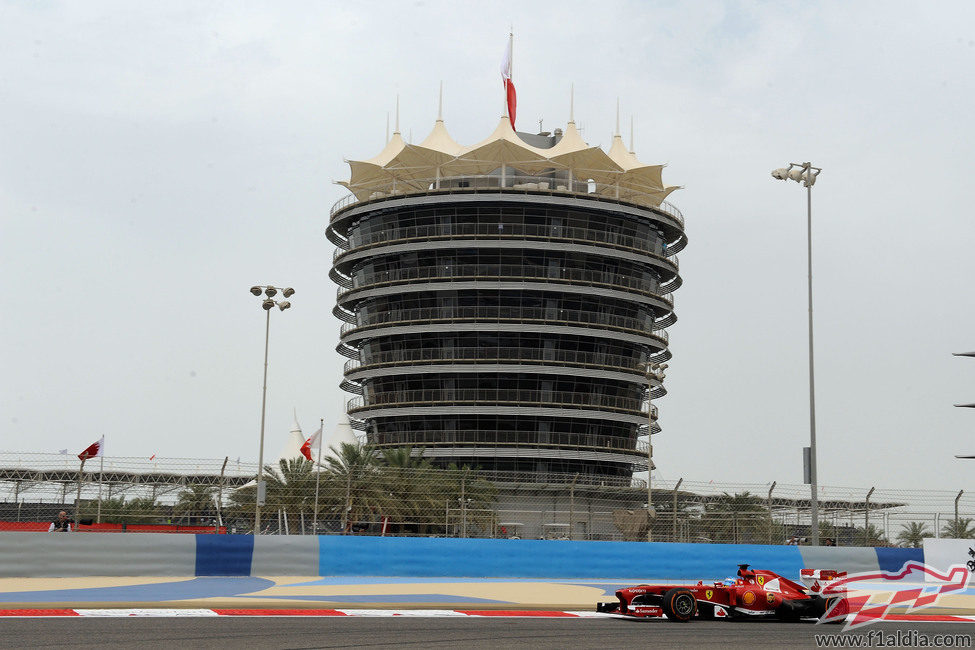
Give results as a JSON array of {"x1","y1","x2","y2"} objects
[{"x1": 569, "y1": 83, "x2": 575, "y2": 123}]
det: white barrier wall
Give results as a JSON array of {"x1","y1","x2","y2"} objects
[
  {"x1": 922, "y1": 538, "x2": 975, "y2": 583},
  {"x1": 251, "y1": 535, "x2": 319, "y2": 576},
  {"x1": 798, "y1": 546, "x2": 882, "y2": 575},
  {"x1": 0, "y1": 532, "x2": 196, "y2": 577},
  {"x1": 0, "y1": 532, "x2": 925, "y2": 579}
]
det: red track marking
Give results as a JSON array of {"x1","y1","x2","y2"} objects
[
  {"x1": 212, "y1": 609, "x2": 349, "y2": 616},
  {"x1": 461, "y1": 610, "x2": 579, "y2": 617},
  {"x1": 881, "y1": 614, "x2": 975, "y2": 623},
  {"x1": 0, "y1": 609, "x2": 80, "y2": 617},
  {"x1": 0, "y1": 608, "x2": 601, "y2": 618}
]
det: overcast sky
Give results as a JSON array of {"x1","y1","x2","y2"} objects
[{"x1": 2, "y1": 1, "x2": 973, "y2": 491}]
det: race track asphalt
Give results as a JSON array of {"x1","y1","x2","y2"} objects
[
  {"x1": 0, "y1": 575, "x2": 635, "y2": 609},
  {"x1": 2, "y1": 617, "x2": 972, "y2": 649}
]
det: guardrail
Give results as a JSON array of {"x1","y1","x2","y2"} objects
[
  {"x1": 339, "y1": 306, "x2": 669, "y2": 343},
  {"x1": 329, "y1": 174, "x2": 685, "y2": 229},
  {"x1": 369, "y1": 429, "x2": 651, "y2": 455},
  {"x1": 334, "y1": 221, "x2": 679, "y2": 267},
  {"x1": 347, "y1": 389, "x2": 651, "y2": 416},
  {"x1": 344, "y1": 348, "x2": 656, "y2": 376},
  {"x1": 337, "y1": 263, "x2": 676, "y2": 305}
]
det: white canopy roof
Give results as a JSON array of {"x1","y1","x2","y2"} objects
[
  {"x1": 607, "y1": 134, "x2": 641, "y2": 170},
  {"x1": 275, "y1": 412, "x2": 307, "y2": 463},
  {"x1": 320, "y1": 413, "x2": 361, "y2": 462},
  {"x1": 339, "y1": 114, "x2": 678, "y2": 208},
  {"x1": 419, "y1": 118, "x2": 463, "y2": 156},
  {"x1": 365, "y1": 131, "x2": 407, "y2": 167}
]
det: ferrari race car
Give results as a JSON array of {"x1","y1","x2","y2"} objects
[{"x1": 597, "y1": 564, "x2": 846, "y2": 622}]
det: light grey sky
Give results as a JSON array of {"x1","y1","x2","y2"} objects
[{"x1": 2, "y1": 1, "x2": 973, "y2": 491}]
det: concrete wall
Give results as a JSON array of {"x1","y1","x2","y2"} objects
[
  {"x1": 0, "y1": 532, "x2": 196, "y2": 577},
  {"x1": 0, "y1": 531, "x2": 922, "y2": 579}
]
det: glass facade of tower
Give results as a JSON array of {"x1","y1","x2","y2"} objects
[{"x1": 328, "y1": 134, "x2": 685, "y2": 486}]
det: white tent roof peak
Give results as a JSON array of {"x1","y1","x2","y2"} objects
[
  {"x1": 546, "y1": 120, "x2": 588, "y2": 157},
  {"x1": 419, "y1": 119, "x2": 463, "y2": 156},
  {"x1": 323, "y1": 413, "x2": 361, "y2": 460},
  {"x1": 460, "y1": 115, "x2": 549, "y2": 157},
  {"x1": 290, "y1": 409, "x2": 302, "y2": 435},
  {"x1": 330, "y1": 413, "x2": 359, "y2": 447},
  {"x1": 276, "y1": 416, "x2": 307, "y2": 463},
  {"x1": 608, "y1": 134, "x2": 642, "y2": 170},
  {"x1": 366, "y1": 131, "x2": 406, "y2": 167}
]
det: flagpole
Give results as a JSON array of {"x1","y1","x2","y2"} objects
[
  {"x1": 502, "y1": 31, "x2": 513, "y2": 119},
  {"x1": 509, "y1": 29, "x2": 513, "y2": 79},
  {"x1": 313, "y1": 417, "x2": 323, "y2": 532},
  {"x1": 95, "y1": 452, "x2": 105, "y2": 523},
  {"x1": 75, "y1": 458, "x2": 85, "y2": 531}
]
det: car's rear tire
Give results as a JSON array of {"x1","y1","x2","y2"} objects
[
  {"x1": 775, "y1": 600, "x2": 801, "y2": 622},
  {"x1": 662, "y1": 588, "x2": 697, "y2": 622},
  {"x1": 822, "y1": 596, "x2": 846, "y2": 624}
]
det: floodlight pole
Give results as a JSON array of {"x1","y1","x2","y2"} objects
[
  {"x1": 255, "y1": 308, "x2": 271, "y2": 534},
  {"x1": 250, "y1": 285, "x2": 294, "y2": 535},
  {"x1": 772, "y1": 162, "x2": 822, "y2": 545},
  {"x1": 803, "y1": 166, "x2": 820, "y2": 547}
]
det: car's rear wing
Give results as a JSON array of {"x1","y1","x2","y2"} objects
[{"x1": 799, "y1": 569, "x2": 847, "y2": 594}]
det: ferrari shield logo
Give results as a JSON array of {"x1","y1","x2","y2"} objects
[
  {"x1": 767, "y1": 592, "x2": 775, "y2": 604},
  {"x1": 705, "y1": 589, "x2": 713, "y2": 600},
  {"x1": 756, "y1": 575, "x2": 765, "y2": 586}
]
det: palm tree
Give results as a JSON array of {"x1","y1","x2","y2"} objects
[
  {"x1": 853, "y1": 523, "x2": 887, "y2": 547},
  {"x1": 941, "y1": 517, "x2": 975, "y2": 539},
  {"x1": 262, "y1": 457, "x2": 322, "y2": 533},
  {"x1": 896, "y1": 521, "x2": 931, "y2": 548},
  {"x1": 82, "y1": 495, "x2": 161, "y2": 525},
  {"x1": 89, "y1": 496, "x2": 127, "y2": 524},
  {"x1": 699, "y1": 492, "x2": 769, "y2": 544},
  {"x1": 125, "y1": 496, "x2": 162, "y2": 523},
  {"x1": 324, "y1": 442, "x2": 387, "y2": 533},
  {"x1": 228, "y1": 457, "x2": 328, "y2": 533},
  {"x1": 174, "y1": 484, "x2": 218, "y2": 526},
  {"x1": 380, "y1": 446, "x2": 432, "y2": 470},
  {"x1": 437, "y1": 463, "x2": 497, "y2": 537},
  {"x1": 377, "y1": 447, "x2": 439, "y2": 534}
]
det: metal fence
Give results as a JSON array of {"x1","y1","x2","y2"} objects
[{"x1": 1, "y1": 452, "x2": 972, "y2": 545}]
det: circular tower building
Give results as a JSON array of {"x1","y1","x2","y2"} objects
[{"x1": 327, "y1": 115, "x2": 685, "y2": 487}]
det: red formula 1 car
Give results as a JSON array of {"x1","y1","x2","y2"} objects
[{"x1": 597, "y1": 564, "x2": 846, "y2": 622}]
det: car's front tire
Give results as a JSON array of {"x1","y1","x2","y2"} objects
[{"x1": 662, "y1": 588, "x2": 697, "y2": 622}]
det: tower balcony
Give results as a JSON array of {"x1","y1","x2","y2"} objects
[{"x1": 339, "y1": 306, "x2": 669, "y2": 347}]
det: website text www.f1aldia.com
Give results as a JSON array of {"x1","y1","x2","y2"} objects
[{"x1": 815, "y1": 629, "x2": 973, "y2": 648}]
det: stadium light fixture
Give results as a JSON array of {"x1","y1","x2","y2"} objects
[
  {"x1": 249, "y1": 284, "x2": 295, "y2": 534},
  {"x1": 772, "y1": 161, "x2": 823, "y2": 546}
]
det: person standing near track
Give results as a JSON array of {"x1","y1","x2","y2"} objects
[{"x1": 48, "y1": 511, "x2": 73, "y2": 532}]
